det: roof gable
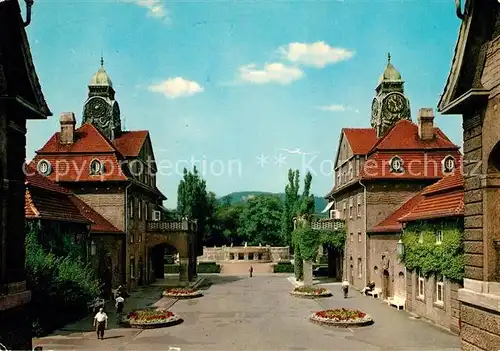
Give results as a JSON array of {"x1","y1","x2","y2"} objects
[
  {"x1": 69, "y1": 196, "x2": 122, "y2": 234},
  {"x1": 0, "y1": 0, "x2": 51, "y2": 119},
  {"x1": 343, "y1": 128, "x2": 378, "y2": 155},
  {"x1": 369, "y1": 120, "x2": 459, "y2": 152},
  {"x1": 113, "y1": 130, "x2": 149, "y2": 157},
  {"x1": 36, "y1": 123, "x2": 118, "y2": 154}
]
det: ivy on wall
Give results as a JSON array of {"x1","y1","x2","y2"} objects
[
  {"x1": 291, "y1": 217, "x2": 346, "y2": 280},
  {"x1": 400, "y1": 218, "x2": 464, "y2": 282}
]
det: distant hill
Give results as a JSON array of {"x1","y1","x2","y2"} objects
[{"x1": 220, "y1": 191, "x2": 328, "y2": 215}]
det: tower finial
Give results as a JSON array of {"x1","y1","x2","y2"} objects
[
  {"x1": 388, "y1": 52, "x2": 391, "y2": 64},
  {"x1": 100, "y1": 55, "x2": 104, "y2": 68}
]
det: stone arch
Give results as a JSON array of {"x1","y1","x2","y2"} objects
[
  {"x1": 147, "y1": 232, "x2": 191, "y2": 282},
  {"x1": 487, "y1": 141, "x2": 500, "y2": 173}
]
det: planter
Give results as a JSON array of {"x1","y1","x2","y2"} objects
[
  {"x1": 162, "y1": 287, "x2": 203, "y2": 299},
  {"x1": 309, "y1": 308, "x2": 373, "y2": 328},
  {"x1": 290, "y1": 286, "x2": 332, "y2": 299},
  {"x1": 126, "y1": 309, "x2": 182, "y2": 329}
]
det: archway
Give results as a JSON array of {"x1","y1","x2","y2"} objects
[
  {"x1": 487, "y1": 141, "x2": 500, "y2": 173},
  {"x1": 150, "y1": 243, "x2": 179, "y2": 280}
]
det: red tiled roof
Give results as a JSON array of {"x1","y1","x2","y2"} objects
[
  {"x1": 113, "y1": 131, "x2": 149, "y2": 157},
  {"x1": 25, "y1": 165, "x2": 122, "y2": 233},
  {"x1": 399, "y1": 173, "x2": 464, "y2": 222},
  {"x1": 370, "y1": 192, "x2": 424, "y2": 233},
  {"x1": 421, "y1": 171, "x2": 463, "y2": 195},
  {"x1": 360, "y1": 151, "x2": 462, "y2": 180},
  {"x1": 25, "y1": 171, "x2": 90, "y2": 224},
  {"x1": 343, "y1": 128, "x2": 378, "y2": 155},
  {"x1": 36, "y1": 123, "x2": 117, "y2": 154},
  {"x1": 30, "y1": 154, "x2": 128, "y2": 182},
  {"x1": 25, "y1": 165, "x2": 70, "y2": 194},
  {"x1": 369, "y1": 120, "x2": 459, "y2": 152},
  {"x1": 70, "y1": 196, "x2": 122, "y2": 233}
]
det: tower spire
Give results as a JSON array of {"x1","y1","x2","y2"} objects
[
  {"x1": 100, "y1": 50, "x2": 104, "y2": 68},
  {"x1": 387, "y1": 52, "x2": 391, "y2": 64}
]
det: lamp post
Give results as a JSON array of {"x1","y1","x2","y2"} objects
[{"x1": 397, "y1": 239, "x2": 404, "y2": 257}]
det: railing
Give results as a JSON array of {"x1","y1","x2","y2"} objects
[
  {"x1": 146, "y1": 218, "x2": 197, "y2": 232},
  {"x1": 311, "y1": 218, "x2": 345, "y2": 231}
]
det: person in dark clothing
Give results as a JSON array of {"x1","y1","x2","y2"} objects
[
  {"x1": 249, "y1": 266, "x2": 253, "y2": 277},
  {"x1": 115, "y1": 294, "x2": 125, "y2": 326}
]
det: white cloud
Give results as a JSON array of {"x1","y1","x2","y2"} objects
[
  {"x1": 316, "y1": 104, "x2": 359, "y2": 113},
  {"x1": 238, "y1": 63, "x2": 304, "y2": 85},
  {"x1": 279, "y1": 42, "x2": 354, "y2": 68},
  {"x1": 127, "y1": 0, "x2": 170, "y2": 22},
  {"x1": 148, "y1": 77, "x2": 204, "y2": 99}
]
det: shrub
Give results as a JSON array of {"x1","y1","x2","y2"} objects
[
  {"x1": 26, "y1": 230, "x2": 100, "y2": 336},
  {"x1": 273, "y1": 262, "x2": 294, "y2": 273},
  {"x1": 198, "y1": 262, "x2": 221, "y2": 273},
  {"x1": 164, "y1": 264, "x2": 180, "y2": 274}
]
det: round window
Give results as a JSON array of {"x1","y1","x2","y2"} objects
[
  {"x1": 390, "y1": 157, "x2": 403, "y2": 173},
  {"x1": 36, "y1": 160, "x2": 52, "y2": 176},
  {"x1": 90, "y1": 159, "x2": 102, "y2": 174},
  {"x1": 443, "y1": 157, "x2": 455, "y2": 172}
]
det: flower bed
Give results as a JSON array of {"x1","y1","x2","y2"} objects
[
  {"x1": 290, "y1": 286, "x2": 332, "y2": 298},
  {"x1": 309, "y1": 308, "x2": 373, "y2": 327},
  {"x1": 126, "y1": 309, "x2": 182, "y2": 329},
  {"x1": 162, "y1": 287, "x2": 203, "y2": 299}
]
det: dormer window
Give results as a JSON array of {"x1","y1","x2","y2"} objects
[
  {"x1": 442, "y1": 155, "x2": 456, "y2": 173},
  {"x1": 389, "y1": 156, "x2": 404, "y2": 173},
  {"x1": 90, "y1": 159, "x2": 104, "y2": 175},
  {"x1": 36, "y1": 160, "x2": 52, "y2": 176}
]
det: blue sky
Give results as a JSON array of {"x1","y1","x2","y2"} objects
[{"x1": 26, "y1": 0, "x2": 463, "y2": 208}]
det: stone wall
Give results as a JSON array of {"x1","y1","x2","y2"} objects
[
  {"x1": 406, "y1": 271, "x2": 461, "y2": 334},
  {"x1": 199, "y1": 246, "x2": 290, "y2": 262},
  {"x1": 367, "y1": 233, "x2": 406, "y2": 299}
]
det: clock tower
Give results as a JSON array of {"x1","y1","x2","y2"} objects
[
  {"x1": 370, "y1": 53, "x2": 411, "y2": 138},
  {"x1": 82, "y1": 58, "x2": 121, "y2": 140}
]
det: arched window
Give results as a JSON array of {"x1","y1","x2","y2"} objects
[
  {"x1": 442, "y1": 155, "x2": 456, "y2": 173},
  {"x1": 389, "y1": 156, "x2": 404, "y2": 173},
  {"x1": 89, "y1": 159, "x2": 104, "y2": 175},
  {"x1": 37, "y1": 159, "x2": 52, "y2": 176}
]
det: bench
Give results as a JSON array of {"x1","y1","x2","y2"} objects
[
  {"x1": 387, "y1": 296, "x2": 406, "y2": 310},
  {"x1": 367, "y1": 288, "x2": 382, "y2": 298}
]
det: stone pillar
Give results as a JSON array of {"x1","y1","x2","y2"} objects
[
  {"x1": 179, "y1": 258, "x2": 188, "y2": 282},
  {"x1": 303, "y1": 260, "x2": 313, "y2": 286},
  {"x1": 244, "y1": 253, "x2": 248, "y2": 260}
]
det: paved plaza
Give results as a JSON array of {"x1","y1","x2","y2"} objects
[{"x1": 34, "y1": 275, "x2": 460, "y2": 350}]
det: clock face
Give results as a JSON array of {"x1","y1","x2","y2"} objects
[
  {"x1": 384, "y1": 93, "x2": 406, "y2": 114},
  {"x1": 85, "y1": 98, "x2": 108, "y2": 121}
]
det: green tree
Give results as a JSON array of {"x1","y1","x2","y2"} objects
[
  {"x1": 237, "y1": 195, "x2": 283, "y2": 246},
  {"x1": 213, "y1": 201, "x2": 246, "y2": 245},
  {"x1": 280, "y1": 169, "x2": 300, "y2": 247},
  {"x1": 297, "y1": 171, "x2": 315, "y2": 216},
  {"x1": 177, "y1": 167, "x2": 216, "y2": 248}
]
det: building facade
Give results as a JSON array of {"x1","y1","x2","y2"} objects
[
  {"x1": 0, "y1": 1, "x2": 52, "y2": 349},
  {"x1": 32, "y1": 63, "x2": 167, "y2": 290},
  {"x1": 438, "y1": 1, "x2": 500, "y2": 349},
  {"x1": 378, "y1": 172, "x2": 465, "y2": 334},
  {"x1": 325, "y1": 55, "x2": 461, "y2": 294}
]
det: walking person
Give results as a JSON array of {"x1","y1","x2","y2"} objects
[
  {"x1": 341, "y1": 280, "x2": 350, "y2": 299},
  {"x1": 249, "y1": 265, "x2": 253, "y2": 278},
  {"x1": 93, "y1": 307, "x2": 108, "y2": 340},
  {"x1": 115, "y1": 294, "x2": 125, "y2": 326}
]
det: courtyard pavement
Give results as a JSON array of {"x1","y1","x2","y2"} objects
[{"x1": 33, "y1": 275, "x2": 460, "y2": 351}]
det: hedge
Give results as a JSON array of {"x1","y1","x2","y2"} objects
[
  {"x1": 164, "y1": 262, "x2": 221, "y2": 274},
  {"x1": 272, "y1": 262, "x2": 327, "y2": 273}
]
